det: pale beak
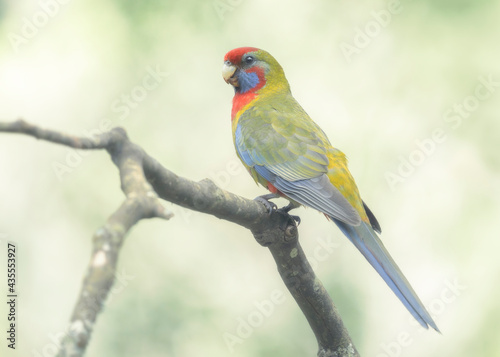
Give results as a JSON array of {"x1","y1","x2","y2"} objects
[{"x1": 222, "y1": 62, "x2": 239, "y2": 87}]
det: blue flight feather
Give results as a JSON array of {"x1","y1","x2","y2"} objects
[{"x1": 333, "y1": 219, "x2": 440, "y2": 332}]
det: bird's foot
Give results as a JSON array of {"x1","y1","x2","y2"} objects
[
  {"x1": 254, "y1": 195, "x2": 301, "y2": 226},
  {"x1": 277, "y1": 202, "x2": 301, "y2": 226},
  {"x1": 289, "y1": 215, "x2": 301, "y2": 226},
  {"x1": 254, "y1": 193, "x2": 279, "y2": 214},
  {"x1": 277, "y1": 211, "x2": 301, "y2": 226},
  {"x1": 279, "y1": 203, "x2": 296, "y2": 213}
]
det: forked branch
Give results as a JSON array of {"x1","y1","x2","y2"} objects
[{"x1": 0, "y1": 119, "x2": 359, "y2": 357}]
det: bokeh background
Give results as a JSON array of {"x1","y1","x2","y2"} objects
[{"x1": 1, "y1": 0, "x2": 499, "y2": 356}]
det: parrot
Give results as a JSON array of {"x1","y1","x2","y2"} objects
[{"x1": 222, "y1": 46, "x2": 439, "y2": 332}]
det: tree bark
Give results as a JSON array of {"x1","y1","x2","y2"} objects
[{"x1": 0, "y1": 119, "x2": 360, "y2": 357}]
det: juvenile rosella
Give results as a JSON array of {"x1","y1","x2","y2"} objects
[{"x1": 222, "y1": 47, "x2": 438, "y2": 331}]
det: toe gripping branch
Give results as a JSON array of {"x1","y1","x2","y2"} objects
[{"x1": 254, "y1": 194, "x2": 301, "y2": 226}]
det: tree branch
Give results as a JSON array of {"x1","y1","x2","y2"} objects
[{"x1": 0, "y1": 119, "x2": 359, "y2": 357}]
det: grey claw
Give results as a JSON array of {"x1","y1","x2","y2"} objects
[
  {"x1": 290, "y1": 215, "x2": 301, "y2": 226},
  {"x1": 254, "y1": 196, "x2": 277, "y2": 214}
]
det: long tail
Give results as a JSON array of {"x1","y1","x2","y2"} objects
[{"x1": 333, "y1": 219, "x2": 439, "y2": 331}]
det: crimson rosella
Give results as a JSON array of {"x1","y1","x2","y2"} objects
[{"x1": 222, "y1": 47, "x2": 438, "y2": 331}]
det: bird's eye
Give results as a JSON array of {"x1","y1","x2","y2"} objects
[{"x1": 244, "y1": 55, "x2": 255, "y2": 65}]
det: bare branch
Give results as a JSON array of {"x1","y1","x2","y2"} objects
[
  {"x1": 0, "y1": 119, "x2": 359, "y2": 357},
  {"x1": 0, "y1": 119, "x2": 111, "y2": 149}
]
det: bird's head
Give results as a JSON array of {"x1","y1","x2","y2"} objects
[{"x1": 222, "y1": 47, "x2": 290, "y2": 95}]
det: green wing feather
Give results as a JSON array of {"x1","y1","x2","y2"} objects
[
  {"x1": 237, "y1": 93, "x2": 331, "y2": 181},
  {"x1": 236, "y1": 92, "x2": 362, "y2": 225}
]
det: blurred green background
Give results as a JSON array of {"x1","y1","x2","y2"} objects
[{"x1": 1, "y1": 0, "x2": 499, "y2": 356}]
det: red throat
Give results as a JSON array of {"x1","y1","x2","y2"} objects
[
  {"x1": 231, "y1": 92, "x2": 256, "y2": 120},
  {"x1": 230, "y1": 67, "x2": 266, "y2": 120}
]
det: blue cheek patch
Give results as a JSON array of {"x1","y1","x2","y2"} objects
[{"x1": 238, "y1": 71, "x2": 260, "y2": 93}]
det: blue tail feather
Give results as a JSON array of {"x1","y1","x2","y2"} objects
[{"x1": 333, "y1": 219, "x2": 439, "y2": 332}]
